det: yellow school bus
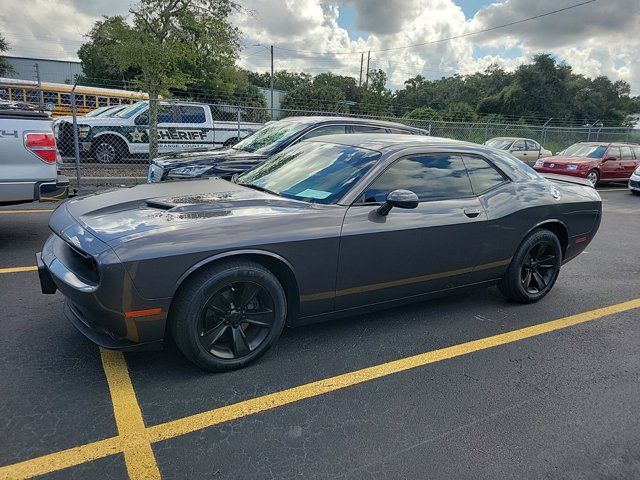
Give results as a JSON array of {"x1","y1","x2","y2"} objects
[{"x1": 0, "y1": 78, "x2": 149, "y2": 117}]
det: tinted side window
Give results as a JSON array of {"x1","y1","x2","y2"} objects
[
  {"x1": 302, "y1": 125, "x2": 347, "y2": 139},
  {"x1": 351, "y1": 125, "x2": 387, "y2": 133},
  {"x1": 620, "y1": 146, "x2": 634, "y2": 160},
  {"x1": 363, "y1": 154, "x2": 473, "y2": 203},
  {"x1": 180, "y1": 106, "x2": 206, "y2": 123},
  {"x1": 157, "y1": 105, "x2": 176, "y2": 123},
  {"x1": 511, "y1": 140, "x2": 526, "y2": 151},
  {"x1": 633, "y1": 147, "x2": 640, "y2": 160},
  {"x1": 388, "y1": 128, "x2": 411, "y2": 134},
  {"x1": 607, "y1": 147, "x2": 621, "y2": 160},
  {"x1": 461, "y1": 156, "x2": 507, "y2": 194}
]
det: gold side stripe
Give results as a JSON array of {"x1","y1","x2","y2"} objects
[{"x1": 301, "y1": 258, "x2": 512, "y2": 302}]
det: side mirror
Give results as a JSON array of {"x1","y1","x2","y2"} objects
[
  {"x1": 602, "y1": 156, "x2": 617, "y2": 162},
  {"x1": 377, "y1": 189, "x2": 419, "y2": 216}
]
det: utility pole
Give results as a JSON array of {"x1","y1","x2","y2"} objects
[
  {"x1": 34, "y1": 62, "x2": 44, "y2": 111},
  {"x1": 270, "y1": 45, "x2": 274, "y2": 120},
  {"x1": 358, "y1": 52, "x2": 364, "y2": 87},
  {"x1": 364, "y1": 50, "x2": 371, "y2": 89}
]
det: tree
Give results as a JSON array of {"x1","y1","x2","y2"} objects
[
  {"x1": 313, "y1": 72, "x2": 360, "y2": 102},
  {"x1": 245, "y1": 69, "x2": 311, "y2": 91},
  {"x1": 0, "y1": 33, "x2": 13, "y2": 76},
  {"x1": 443, "y1": 102, "x2": 476, "y2": 122},
  {"x1": 358, "y1": 69, "x2": 392, "y2": 115},
  {"x1": 403, "y1": 107, "x2": 441, "y2": 121},
  {"x1": 281, "y1": 84, "x2": 348, "y2": 113},
  {"x1": 93, "y1": 0, "x2": 241, "y2": 159},
  {"x1": 78, "y1": 17, "x2": 141, "y2": 86}
]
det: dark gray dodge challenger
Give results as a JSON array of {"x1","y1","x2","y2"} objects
[{"x1": 37, "y1": 134, "x2": 602, "y2": 371}]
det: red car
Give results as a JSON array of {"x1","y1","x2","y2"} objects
[{"x1": 533, "y1": 142, "x2": 640, "y2": 186}]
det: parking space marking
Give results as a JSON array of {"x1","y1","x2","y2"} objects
[
  {"x1": 100, "y1": 348, "x2": 161, "y2": 480},
  {"x1": 0, "y1": 266, "x2": 37, "y2": 274},
  {"x1": 0, "y1": 209, "x2": 53, "y2": 214},
  {"x1": 1, "y1": 297, "x2": 640, "y2": 480}
]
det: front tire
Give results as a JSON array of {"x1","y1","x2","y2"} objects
[
  {"x1": 498, "y1": 229, "x2": 562, "y2": 303},
  {"x1": 170, "y1": 260, "x2": 287, "y2": 371},
  {"x1": 586, "y1": 169, "x2": 599, "y2": 187}
]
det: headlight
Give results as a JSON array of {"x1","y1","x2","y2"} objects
[
  {"x1": 534, "y1": 159, "x2": 544, "y2": 167},
  {"x1": 565, "y1": 164, "x2": 579, "y2": 171},
  {"x1": 168, "y1": 165, "x2": 212, "y2": 178},
  {"x1": 77, "y1": 125, "x2": 91, "y2": 138}
]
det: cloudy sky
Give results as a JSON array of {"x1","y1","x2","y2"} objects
[{"x1": 0, "y1": 0, "x2": 638, "y2": 94}]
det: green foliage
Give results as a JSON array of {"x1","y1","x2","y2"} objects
[
  {"x1": 403, "y1": 107, "x2": 442, "y2": 121},
  {"x1": 77, "y1": 17, "x2": 141, "y2": 86},
  {"x1": 393, "y1": 55, "x2": 636, "y2": 126},
  {"x1": 357, "y1": 69, "x2": 392, "y2": 115},
  {"x1": 245, "y1": 70, "x2": 311, "y2": 91},
  {"x1": 0, "y1": 33, "x2": 13, "y2": 76},
  {"x1": 443, "y1": 102, "x2": 477, "y2": 122},
  {"x1": 281, "y1": 83, "x2": 348, "y2": 113}
]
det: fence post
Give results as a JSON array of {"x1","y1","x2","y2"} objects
[
  {"x1": 236, "y1": 106, "x2": 241, "y2": 141},
  {"x1": 70, "y1": 86, "x2": 81, "y2": 189}
]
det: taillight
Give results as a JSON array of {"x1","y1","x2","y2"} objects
[{"x1": 24, "y1": 132, "x2": 58, "y2": 163}]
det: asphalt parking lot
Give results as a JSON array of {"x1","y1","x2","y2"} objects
[{"x1": 1, "y1": 186, "x2": 639, "y2": 480}]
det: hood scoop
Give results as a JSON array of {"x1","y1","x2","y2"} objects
[{"x1": 145, "y1": 199, "x2": 176, "y2": 210}]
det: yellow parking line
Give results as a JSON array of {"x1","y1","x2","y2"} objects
[
  {"x1": 1, "y1": 297, "x2": 640, "y2": 479},
  {"x1": 0, "y1": 266, "x2": 37, "y2": 274},
  {"x1": 0, "y1": 209, "x2": 53, "y2": 214},
  {"x1": 100, "y1": 349, "x2": 160, "y2": 480}
]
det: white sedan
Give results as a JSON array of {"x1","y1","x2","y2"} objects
[{"x1": 484, "y1": 137, "x2": 552, "y2": 166}]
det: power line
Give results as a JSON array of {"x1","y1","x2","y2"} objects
[{"x1": 272, "y1": 0, "x2": 597, "y2": 56}]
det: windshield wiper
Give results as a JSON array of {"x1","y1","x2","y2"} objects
[{"x1": 238, "y1": 183, "x2": 276, "y2": 195}]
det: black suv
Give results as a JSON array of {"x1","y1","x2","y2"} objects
[{"x1": 147, "y1": 116, "x2": 428, "y2": 182}]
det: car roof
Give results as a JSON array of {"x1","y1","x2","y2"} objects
[
  {"x1": 278, "y1": 115, "x2": 427, "y2": 132},
  {"x1": 304, "y1": 133, "x2": 472, "y2": 152},
  {"x1": 489, "y1": 137, "x2": 531, "y2": 141}
]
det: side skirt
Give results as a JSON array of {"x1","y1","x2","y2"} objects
[{"x1": 291, "y1": 278, "x2": 501, "y2": 327}]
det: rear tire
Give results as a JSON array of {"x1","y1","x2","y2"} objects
[
  {"x1": 170, "y1": 260, "x2": 286, "y2": 371},
  {"x1": 92, "y1": 137, "x2": 126, "y2": 164},
  {"x1": 498, "y1": 229, "x2": 562, "y2": 303},
  {"x1": 586, "y1": 169, "x2": 599, "y2": 187}
]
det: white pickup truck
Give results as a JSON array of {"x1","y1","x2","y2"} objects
[
  {"x1": 55, "y1": 101, "x2": 262, "y2": 163},
  {"x1": 0, "y1": 109, "x2": 68, "y2": 206}
]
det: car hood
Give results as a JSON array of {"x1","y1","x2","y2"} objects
[
  {"x1": 63, "y1": 178, "x2": 315, "y2": 243},
  {"x1": 542, "y1": 155, "x2": 596, "y2": 164},
  {"x1": 154, "y1": 148, "x2": 268, "y2": 169}
]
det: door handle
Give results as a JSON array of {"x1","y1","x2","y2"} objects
[{"x1": 463, "y1": 208, "x2": 481, "y2": 218}]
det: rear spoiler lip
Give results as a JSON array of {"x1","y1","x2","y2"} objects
[{"x1": 542, "y1": 173, "x2": 594, "y2": 188}]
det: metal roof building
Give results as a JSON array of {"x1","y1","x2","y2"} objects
[{"x1": 4, "y1": 56, "x2": 83, "y2": 84}]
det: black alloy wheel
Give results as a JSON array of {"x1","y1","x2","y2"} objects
[
  {"x1": 520, "y1": 241, "x2": 557, "y2": 294},
  {"x1": 170, "y1": 260, "x2": 287, "y2": 371},
  {"x1": 199, "y1": 282, "x2": 276, "y2": 359},
  {"x1": 499, "y1": 229, "x2": 562, "y2": 303}
]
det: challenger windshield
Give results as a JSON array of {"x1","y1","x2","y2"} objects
[
  {"x1": 562, "y1": 144, "x2": 608, "y2": 158},
  {"x1": 238, "y1": 142, "x2": 380, "y2": 204},
  {"x1": 233, "y1": 120, "x2": 309, "y2": 155}
]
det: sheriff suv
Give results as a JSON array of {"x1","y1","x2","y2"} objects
[
  {"x1": 148, "y1": 116, "x2": 429, "y2": 182},
  {"x1": 55, "y1": 101, "x2": 262, "y2": 163}
]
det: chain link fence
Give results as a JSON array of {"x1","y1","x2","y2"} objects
[{"x1": 55, "y1": 98, "x2": 638, "y2": 189}]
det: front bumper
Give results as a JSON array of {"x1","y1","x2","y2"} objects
[
  {"x1": 533, "y1": 167, "x2": 587, "y2": 179},
  {"x1": 629, "y1": 174, "x2": 640, "y2": 192},
  {"x1": 36, "y1": 225, "x2": 169, "y2": 352}
]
